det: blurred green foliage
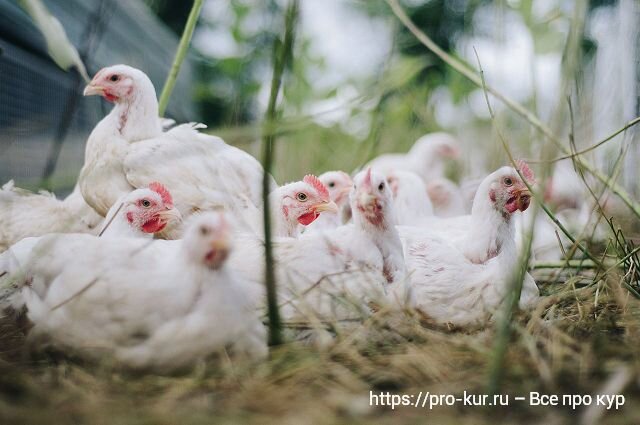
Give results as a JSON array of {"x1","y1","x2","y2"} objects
[{"x1": 141, "y1": 0, "x2": 618, "y2": 183}]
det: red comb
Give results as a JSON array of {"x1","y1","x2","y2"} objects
[
  {"x1": 364, "y1": 167, "x2": 372, "y2": 186},
  {"x1": 303, "y1": 175, "x2": 329, "y2": 201},
  {"x1": 515, "y1": 159, "x2": 536, "y2": 185},
  {"x1": 148, "y1": 182, "x2": 173, "y2": 207}
]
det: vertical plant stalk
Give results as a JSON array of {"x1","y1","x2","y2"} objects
[
  {"x1": 386, "y1": 0, "x2": 640, "y2": 220},
  {"x1": 479, "y1": 1, "x2": 595, "y2": 392},
  {"x1": 471, "y1": 48, "x2": 537, "y2": 395},
  {"x1": 487, "y1": 230, "x2": 534, "y2": 396},
  {"x1": 157, "y1": 0, "x2": 204, "y2": 117},
  {"x1": 262, "y1": 0, "x2": 299, "y2": 346}
]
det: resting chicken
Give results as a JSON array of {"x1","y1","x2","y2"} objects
[
  {"x1": 367, "y1": 132, "x2": 461, "y2": 184},
  {"x1": 0, "y1": 182, "x2": 102, "y2": 253},
  {"x1": 2, "y1": 213, "x2": 266, "y2": 369},
  {"x1": 303, "y1": 171, "x2": 353, "y2": 234},
  {"x1": 229, "y1": 168, "x2": 409, "y2": 321},
  {"x1": 79, "y1": 64, "x2": 275, "y2": 237},
  {"x1": 398, "y1": 162, "x2": 540, "y2": 326}
]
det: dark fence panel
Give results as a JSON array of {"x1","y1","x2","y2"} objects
[{"x1": 0, "y1": 0, "x2": 197, "y2": 190}]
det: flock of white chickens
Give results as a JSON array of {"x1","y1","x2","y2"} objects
[{"x1": 1, "y1": 63, "x2": 597, "y2": 371}]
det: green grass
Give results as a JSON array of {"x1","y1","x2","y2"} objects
[{"x1": 2, "y1": 275, "x2": 640, "y2": 424}]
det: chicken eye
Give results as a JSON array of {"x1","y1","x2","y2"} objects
[
  {"x1": 200, "y1": 226, "x2": 210, "y2": 236},
  {"x1": 141, "y1": 199, "x2": 151, "y2": 208},
  {"x1": 109, "y1": 74, "x2": 120, "y2": 82},
  {"x1": 296, "y1": 192, "x2": 308, "y2": 202},
  {"x1": 378, "y1": 182, "x2": 385, "y2": 191},
  {"x1": 503, "y1": 177, "x2": 513, "y2": 186},
  {"x1": 328, "y1": 182, "x2": 335, "y2": 188}
]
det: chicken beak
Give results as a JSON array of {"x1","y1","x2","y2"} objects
[
  {"x1": 212, "y1": 238, "x2": 230, "y2": 251},
  {"x1": 157, "y1": 206, "x2": 183, "y2": 223},
  {"x1": 313, "y1": 200, "x2": 339, "y2": 214},
  {"x1": 515, "y1": 188, "x2": 532, "y2": 212},
  {"x1": 358, "y1": 192, "x2": 377, "y2": 209},
  {"x1": 206, "y1": 238, "x2": 231, "y2": 270},
  {"x1": 83, "y1": 84, "x2": 104, "y2": 96}
]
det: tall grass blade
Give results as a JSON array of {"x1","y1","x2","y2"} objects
[
  {"x1": 261, "y1": 0, "x2": 300, "y2": 346},
  {"x1": 157, "y1": 0, "x2": 204, "y2": 117}
]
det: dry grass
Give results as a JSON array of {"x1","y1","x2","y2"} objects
[{"x1": 1, "y1": 273, "x2": 639, "y2": 425}]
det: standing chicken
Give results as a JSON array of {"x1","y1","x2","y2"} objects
[
  {"x1": 6, "y1": 213, "x2": 266, "y2": 369},
  {"x1": 0, "y1": 182, "x2": 103, "y2": 253},
  {"x1": 367, "y1": 132, "x2": 460, "y2": 183},
  {"x1": 79, "y1": 65, "x2": 274, "y2": 236},
  {"x1": 229, "y1": 168, "x2": 408, "y2": 320},
  {"x1": 303, "y1": 171, "x2": 353, "y2": 234}
]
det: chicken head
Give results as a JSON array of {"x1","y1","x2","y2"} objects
[
  {"x1": 351, "y1": 168, "x2": 395, "y2": 228},
  {"x1": 183, "y1": 212, "x2": 232, "y2": 270},
  {"x1": 318, "y1": 171, "x2": 353, "y2": 209},
  {"x1": 121, "y1": 183, "x2": 182, "y2": 234},
  {"x1": 487, "y1": 162, "x2": 534, "y2": 216}
]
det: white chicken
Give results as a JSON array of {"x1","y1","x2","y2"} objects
[
  {"x1": 426, "y1": 178, "x2": 467, "y2": 218},
  {"x1": 229, "y1": 168, "x2": 408, "y2": 320},
  {"x1": 459, "y1": 177, "x2": 483, "y2": 213},
  {"x1": 6, "y1": 213, "x2": 267, "y2": 369},
  {"x1": 303, "y1": 171, "x2": 353, "y2": 234},
  {"x1": 367, "y1": 132, "x2": 460, "y2": 183},
  {"x1": 402, "y1": 233, "x2": 539, "y2": 327},
  {"x1": 386, "y1": 170, "x2": 434, "y2": 226},
  {"x1": 400, "y1": 162, "x2": 535, "y2": 265},
  {"x1": 399, "y1": 162, "x2": 539, "y2": 326},
  {"x1": 0, "y1": 182, "x2": 103, "y2": 253},
  {"x1": 98, "y1": 182, "x2": 182, "y2": 239},
  {"x1": 0, "y1": 185, "x2": 180, "y2": 308},
  {"x1": 79, "y1": 65, "x2": 274, "y2": 236},
  {"x1": 233, "y1": 175, "x2": 338, "y2": 238}
]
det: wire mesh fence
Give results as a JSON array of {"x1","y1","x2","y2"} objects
[{"x1": 0, "y1": 0, "x2": 197, "y2": 191}]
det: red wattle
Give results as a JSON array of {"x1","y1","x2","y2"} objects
[
  {"x1": 504, "y1": 198, "x2": 520, "y2": 214},
  {"x1": 103, "y1": 91, "x2": 118, "y2": 103},
  {"x1": 142, "y1": 218, "x2": 167, "y2": 234},
  {"x1": 297, "y1": 212, "x2": 319, "y2": 226}
]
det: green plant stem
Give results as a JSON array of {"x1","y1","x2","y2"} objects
[
  {"x1": 157, "y1": 0, "x2": 204, "y2": 117},
  {"x1": 546, "y1": 116, "x2": 640, "y2": 163},
  {"x1": 261, "y1": 0, "x2": 299, "y2": 347},
  {"x1": 471, "y1": 48, "x2": 537, "y2": 396},
  {"x1": 472, "y1": 47, "x2": 601, "y2": 266},
  {"x1": 487, "y1": 224, "x2": 533, "y2": 396},
  {"x1": 532, "y1": 261, "x2": 600, "y2": 269},
  {"x1": 386, "y1": 0, "x2": 640, "y2": 220}
]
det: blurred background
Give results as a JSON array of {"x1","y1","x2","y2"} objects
[{"x1": 0, "y1": 0, "x2": 637, "y2": 195}]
